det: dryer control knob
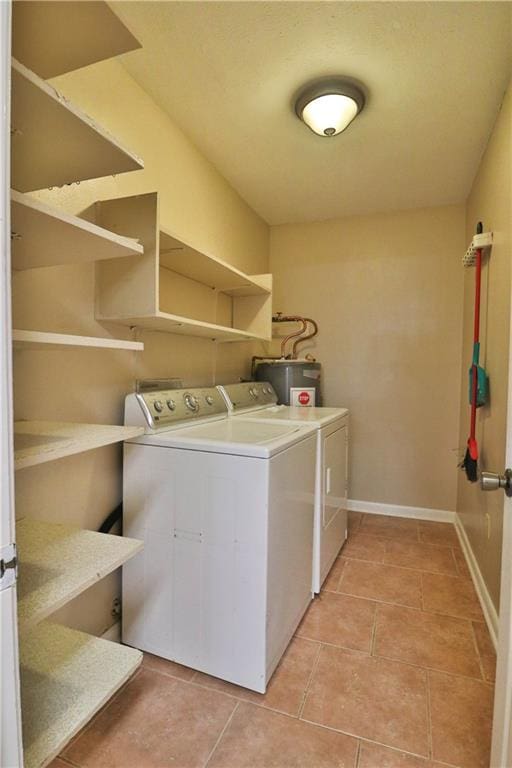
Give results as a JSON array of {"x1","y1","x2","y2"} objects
[
  {"x1": 249, "y1": 387, "x2": 258, "y2": 399},
  {"x1": 184, "y1": 393, "x2": 199, "y2": 412},
  {"x1": 154, "y1": 400, "x2": 164, "y2": 413},
  {"x1": 167, "y1": 399, "x2": 176, "y2": 411},
  {"x1": 205, "y1": 395, "x2": 214, "y2": 405}
]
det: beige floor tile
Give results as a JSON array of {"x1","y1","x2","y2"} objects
[
  {"x1": 473, "y1": 621, "x2": 497, "y2": 682},
  {"x1": 208, "y1": 702, "x2": 358, "y2": 768},
  {"x1": 358, "y1": 742, "x2": 445, "y2": 767},
  {"x1": 374, "y1": 604, "x2": 482, "y2": 678},
  {"x1": 339, "y1": 559, "x2": 422, "y2": 608},
  {"x1": 421, "y1": 572, "x2": 483, "y2": 621},
  {"x1": 302, "y1": 645, "x2": 429, "y2": 756},
  {"x1": 62, "y1": 669, "x2": 236, "y2": 768},
  {"x1": 342, "y1": 533, "x2": 388, "y2": 563},
  {"x1": 193, "y1": 637, "x2": 320, "y2": 716},
  {"x1": 360, "y1": 515, "x2": 419, "y2": 542},
  {"x1": 383, "y1": 540, "x2": 458, "y2": 575},
  {"x1": 418, "y1": 521, "x2": 460, "y2": 548},
  {"x1": 142, "y1": 652, "x2": 196, "y2": 681},
  {"x1": 322, "y1": 556, "x2": 347, "y2": 592},
  {"x1": 453, "y1": 547, "x2": 472, "y2": 579},
  {"x1": 296, "y1": 591, "x2": 376, "y2": 652},
  {"x1": 348, "y1": 510, "x2": 364, "y2": 531},
  {"x1": 430, "y1": 670, "x2": 494, "y2": 768}
]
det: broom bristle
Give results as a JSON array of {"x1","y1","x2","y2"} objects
[{"x1": 462, "y1": 448, "x2": 478, "y2": 482}]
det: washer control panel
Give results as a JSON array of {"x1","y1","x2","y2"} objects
[
  {"x1": 133, "y1": 387, "x2": 228, "y2": 429},
  {"x1": 218, "y1": 382, "x2": 278, "y2": 412}
]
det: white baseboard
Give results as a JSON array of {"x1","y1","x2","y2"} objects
[
  {"x1": 455, "y1": 514, "x2": 499, "y2": 650},
  {"x1": 347, "y1": 499, "x2": 456, "y2": 523},
  {"x1": 100, "y1": 621, "x2": 121, "y2": 643}
]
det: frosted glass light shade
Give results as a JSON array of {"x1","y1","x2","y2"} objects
[{"x1": 295, "y1": 78, "x2": 365, "y2": 137}]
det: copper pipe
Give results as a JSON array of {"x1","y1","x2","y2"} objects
[
  {"x1": 292, "y1": 318, "x2": 318, "y2": 358},
  {"x1": 272, "y1": 314, "x2": 308, "y2": 358}
]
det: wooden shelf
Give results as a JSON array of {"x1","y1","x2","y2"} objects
[
  {"x1": 14, "y1": 422, "x2": 144, "y2": 471},
  {"x1": 13, "y1": 1, "x2": 141, "y2": 80},
  {"x1": 11, "y1": 59, "x2": 144, "y2": 193},
  {"x1": 17, "y1": 519, "x2": 143, "y2": 631},
  {"x1": 20, "y1": 622, "x2": 142, "y2": 768},
  {"x1": 12, "y1": 329, "x2": 143, "y2": 351},
  {"x1": 11, "y1": 191, "x2": 143, "y2": 270},
  {"x1": 103, "y1": 310, "x2": 270, "y2": 342},
  {"x1": 159, "y1": 228, "x2": 271, "y2": 297},
  {"x1": 12, "y1": 330, "x2": 143, "y2": 351}
]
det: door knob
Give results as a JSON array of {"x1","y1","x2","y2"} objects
[{"x1": 480, "y1": 469, "x2": 512, "y2": 496}]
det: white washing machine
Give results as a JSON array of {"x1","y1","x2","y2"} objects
[
  {"x1": 122, "y1": 386, "x2": 317, "y2": 693},
  {"x1": 218, "y1": 382, "x2": 349, "y2": 594}
]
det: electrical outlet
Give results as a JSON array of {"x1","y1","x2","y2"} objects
[
  {"x1": 111, "y1": 597, "x2": 121, "y2": 618},
  {"x1": 486, "y1": 512, "x2": 491, "y2": 540}
]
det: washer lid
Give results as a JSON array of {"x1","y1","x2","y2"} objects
[
  {"x1": 231, "y1": 405, "x2": 348, "y2": 426},
  {"x1": 128, "y1": 417, "x2": 316, "y2": 458}
]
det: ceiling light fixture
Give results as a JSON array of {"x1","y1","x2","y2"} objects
[{"x1": 294, "y1": 77, "x2": 365, "y2": 137}]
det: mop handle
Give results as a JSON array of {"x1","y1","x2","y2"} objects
[
  {"x1": 469, "y1": 245, "x2": 483, "y2": 441},
  {"x1": 473, "y1": 248, "x2": 482, "y2": 346}
]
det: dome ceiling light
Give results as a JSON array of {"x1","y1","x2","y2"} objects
[{"x1": 294, "y1": 77, "x2": 366, "y2": 137}]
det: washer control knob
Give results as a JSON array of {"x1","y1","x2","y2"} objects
[
  {"x1": 249, "y1": 387, "x2": 258, "y2": 399},
  {"x1": 167, "y1": 399, "x2": 176, "y2": 411},
  {"x1": 184, "y1": 393, "x2": 199, "y2": 412},
  {"x1": 205, "y1": 395, "x2": 214, "y2": 405},
  {"x1": 154, "y1": 400, "x2": 164, "y2": 413}
]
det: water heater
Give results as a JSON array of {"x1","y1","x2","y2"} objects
[{"x1": 254, "y1": 360, "x2": 322, "y2": 406}]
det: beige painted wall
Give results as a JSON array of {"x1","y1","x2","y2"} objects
[
  {"x1": 13, "y1": 59, "x2": 269, "y2": 635},
  {"x1": 456, "y1": 84, "x2": 512, "y2": 612},
  {"x1": 270, "y1": 205, "x2": 465, "y2": 511}
]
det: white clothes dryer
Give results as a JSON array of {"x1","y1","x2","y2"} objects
[
  {"x1": 122, "y1": 386, "x2": 317, "y2": 693},
  {"x1": 218, "y1": 382, "x2": 349, "y2": 593}
]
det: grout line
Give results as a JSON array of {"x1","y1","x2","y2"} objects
[
  {"x1": 426, "y1": 668, "x2": 434, "y2": 761},
  {"x1": 298, "y1": 642, "x2": 323, "y2": 718},
  {"x1": 354, "y1": 739, "x2": 362, "y2": 768},
  {"x1": 420, "y1": 571, "x2": 425, "y2": 612},
  {"x1": 369, "y1": 603, "x2": 378, "y2": 656},
  {"x1": 203, "y1": 700, "x2": 240, "y2": 768}
]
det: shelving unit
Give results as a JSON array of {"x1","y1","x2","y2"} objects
[
  {"x1": 11, "y1": 58, "x2": 144, "y2": 192},
  {"x1": 12, "y1": 330, "x2": 144, "y2": 351},
  {"x1": 11, "y1": 191, "x2": 144, "y2": 270},
  {"x1": 94, "y1": 192, "x2": 273, "y2": 342},
  {"x1": 17, "y1": 519, "x2": 143, "y2": 631},
  {"x1": 20, "y1": 622, "x2": 142, "y2": 768},
  {"x1": 14, "y1": 422, "x2": 144, "y2": 471},
  {"x1": 12, "y1": 1, "x2": 141, "y2": 80}
]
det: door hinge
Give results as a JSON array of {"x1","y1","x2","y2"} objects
[{"x1": 0, "y1": 543, "x2": 17, "y2": 591}]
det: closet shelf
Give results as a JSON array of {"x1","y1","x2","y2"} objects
[
  {"x1": 14, "y1": 421, "x2": 144, "y2": 471},
  {"x1": 159, "y1": 228, "x2": 270, "y2": 296},
  {"x1": 11, "y1": 191, "x2": 143, "y2": 270},
  {"x1": 12, "y1": 0, "x2": 141, "y2": 80},
  {"x1": 16, "y1": 519, "x2": 143, "y2": 631},
  {"x1": 20, "y1": 621, "x2": 142, "y2": 768},
  {"x1": 11, "y1": 58, "x2": 144, "y2": 193},
  {"x1": 12, "y1": 330, "x2": 144, "y2": 352},
  {"x1": 101, "y1": 310, "x2": 270, "y2": 342}
]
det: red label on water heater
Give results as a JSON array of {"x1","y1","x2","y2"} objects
[
  {"x1": 298, "y1": 391, "x2": 310, "y2": 405},
  {"x1": 290, "y1": 387, "x2": 316, "y2": 407}
]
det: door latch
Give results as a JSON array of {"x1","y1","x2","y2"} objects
[
  {"x1": 480, "y1": 469, "x2": 512, "y2": 497},
  {"x1": 0, "y1": 543, "x2": 17, "y2": 591}
]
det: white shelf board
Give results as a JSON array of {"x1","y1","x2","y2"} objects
[
  {"x1": 13, "y1": 1, "x2": 141, "y2": 79},
  {"x1": 159, "y1": 228, "x2": 270, "y2": 297},
  {"x1": 11, "y1": 59, "x2": 144, "y2": 193},
  {"x1": 14, "y1": 421, "x2": 144, "y2": 471},
  {"x1": 13, "y1": 329, "x2": 144, "y2": 352},
  {"x1": 11, "y1": 191, "x2": 143, "y2": 270},
  {"x1": 17, "y1": 519, "x2": 143, "y2": 631},
  {"x1": 101, "y1": 310, "x2": 271, "y2": 342},
  {"x1": 20, "y1": 622, "x2": 142, "y2": 768}
]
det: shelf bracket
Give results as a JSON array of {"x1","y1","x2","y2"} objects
[{"x1": 0, "y1": 543, "x2": 18, "y2": 591}]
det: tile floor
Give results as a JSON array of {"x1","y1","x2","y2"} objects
[{"x1": 50, "y1": 513, "x2": 496, "y2": 768}]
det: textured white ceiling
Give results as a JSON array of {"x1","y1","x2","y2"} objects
[{"x1": 113, "y1": 1, "x2": 512, "y2": 225}]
